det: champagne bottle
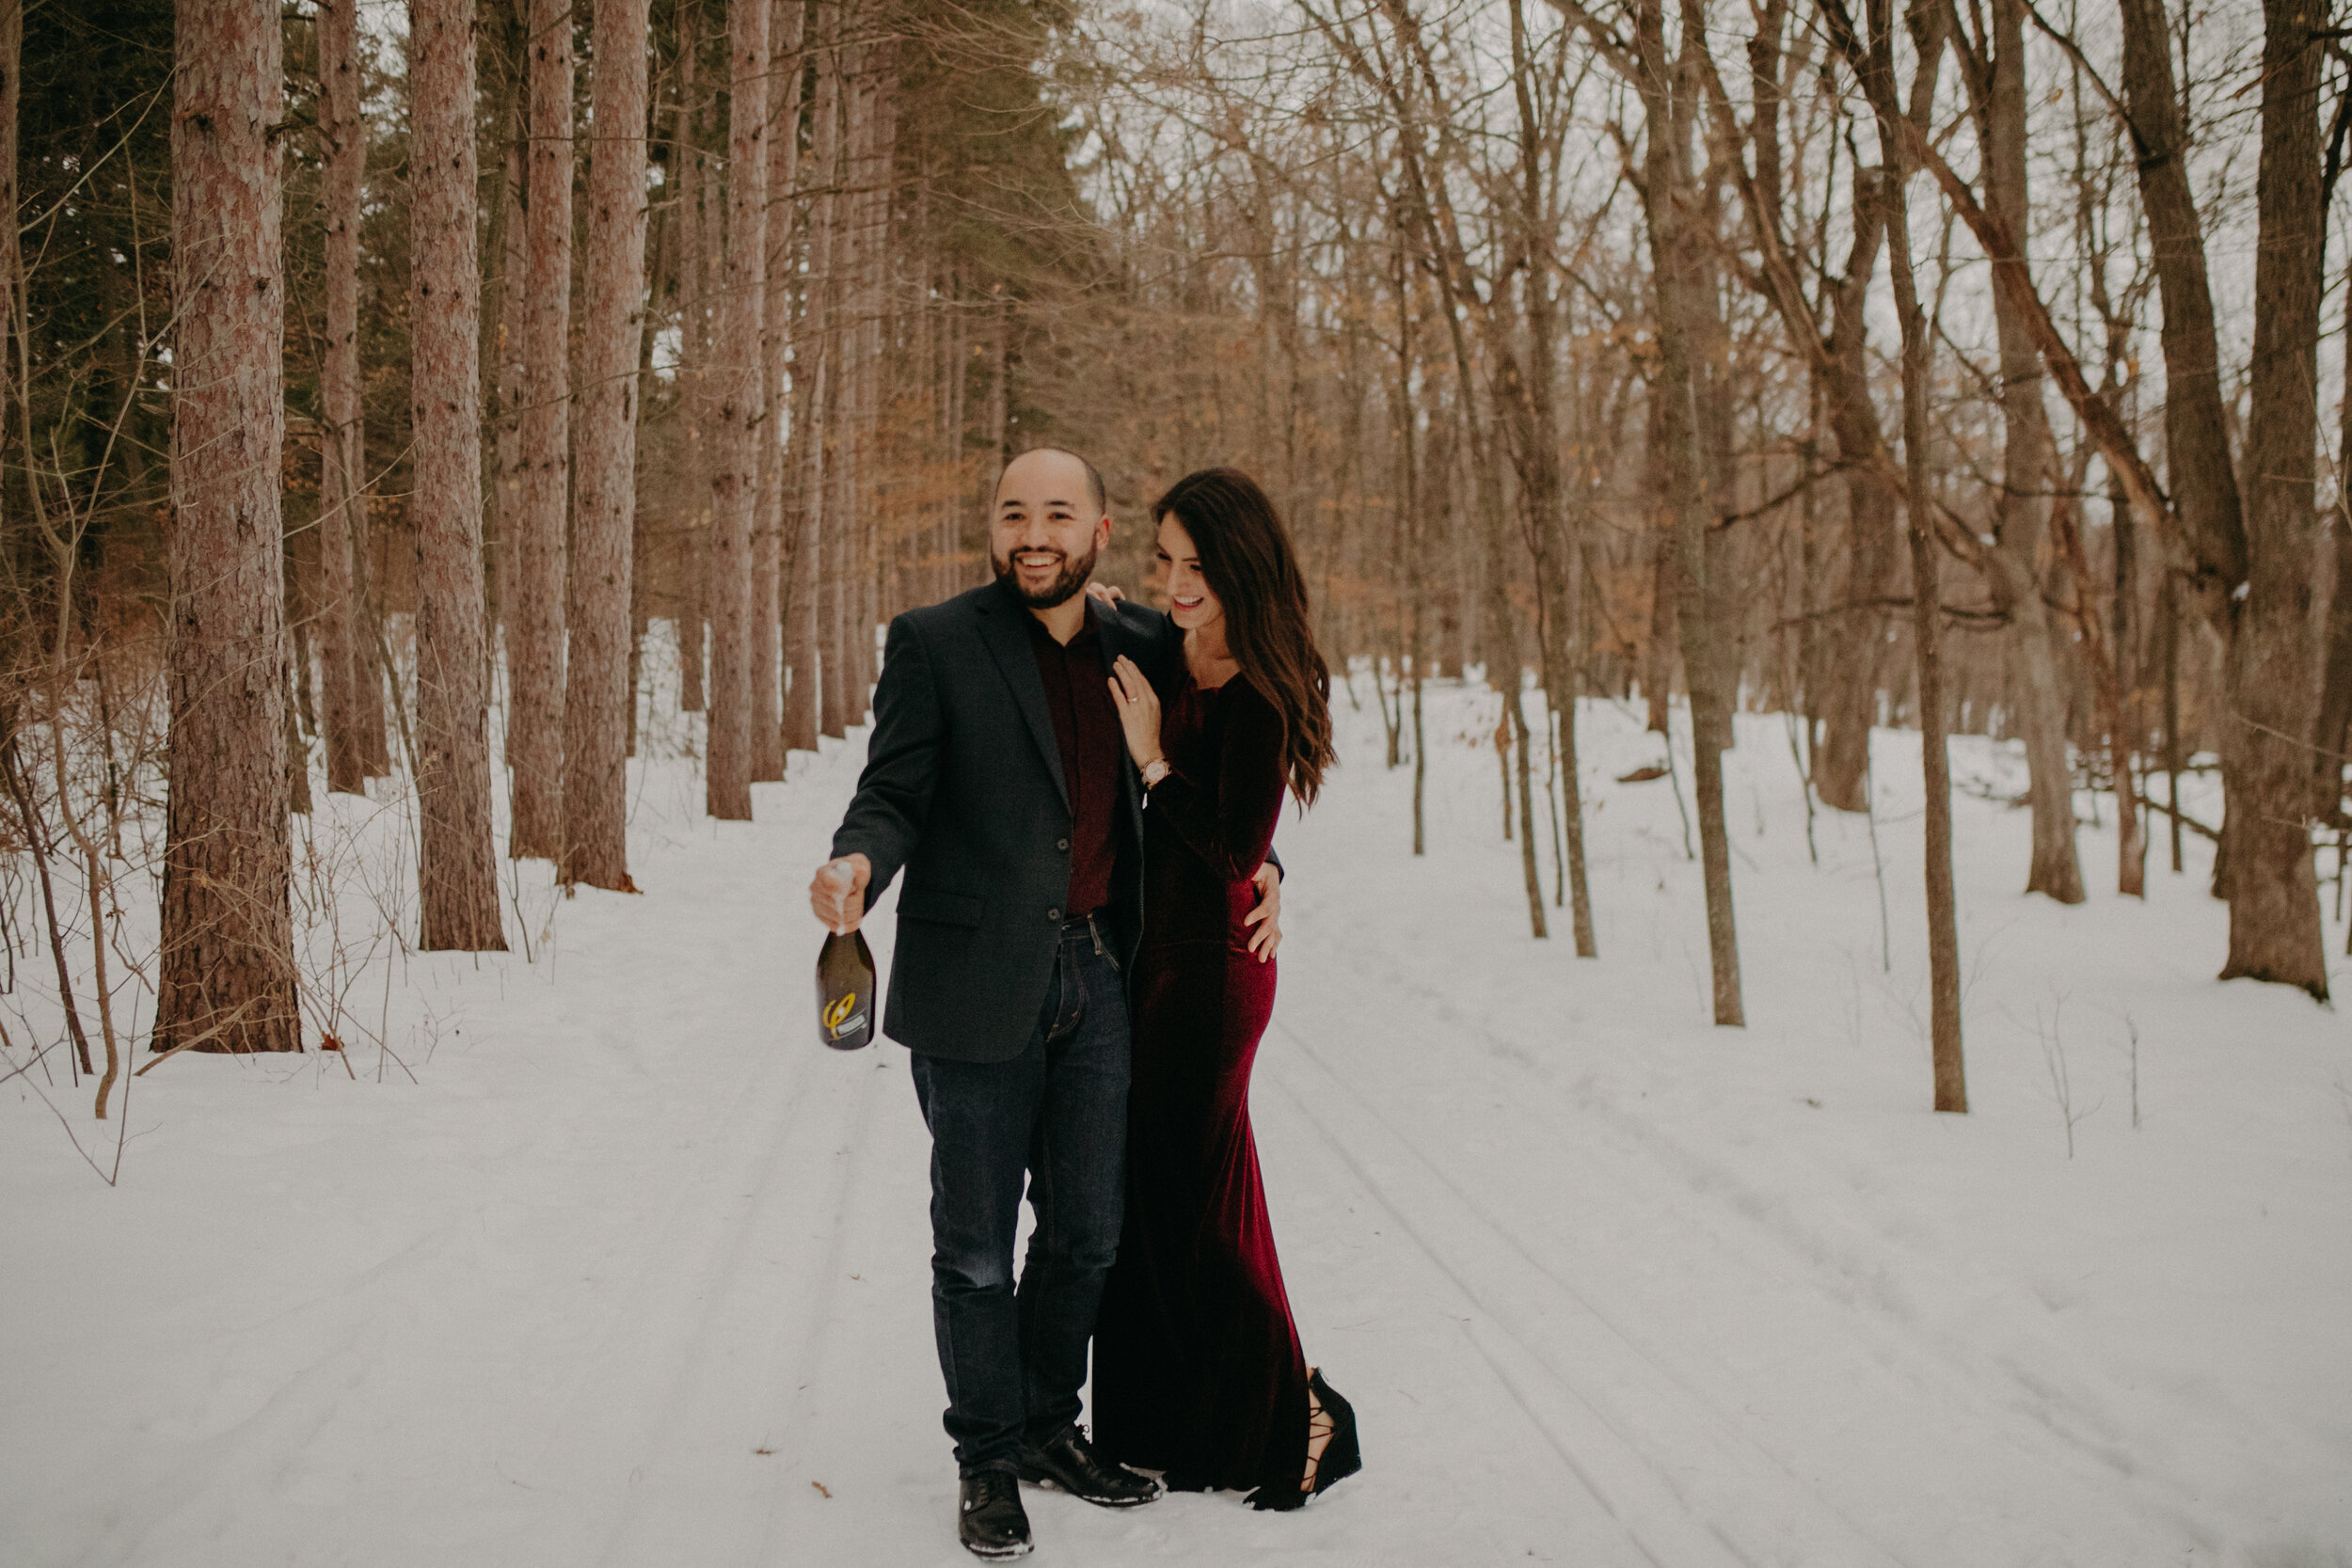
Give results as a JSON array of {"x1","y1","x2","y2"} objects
[{"x1": 817, "y1": 862, "x2": 876, "y2": 1051}]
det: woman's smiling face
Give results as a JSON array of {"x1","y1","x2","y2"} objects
[{"x1": 1157, "y1": 513, "x2": 1224, "y2": 635}]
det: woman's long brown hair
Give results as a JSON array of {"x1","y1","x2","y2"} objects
[{"x1": 1152, "y1": 467, "x2": 1337, "y2": 806}]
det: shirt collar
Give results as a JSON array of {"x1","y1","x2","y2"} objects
[{"x1": 1023, "y1": 599, "x2": 1100, "y2": 653}]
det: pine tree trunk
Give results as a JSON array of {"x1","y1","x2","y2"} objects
[
  {"x1": 485, "y1": 22, "x2": 525, "y2": 683},
  {"x1": 158, "y1": 0, "x2": 300, "y2": 1053},
  {"x1": 564, "y1": 0, "x2": 649, "y2": 891},
  {"x1": 847, "y1": 38, "x2": 889, "y2": 719},
  {"x1": 675, "y1": 0, "x2": 708, "y2": 717},
  {"x1": 628, "y1": 92, "x2": 671, "y2": 762},
  {"x1": 822, "y1": 35, "x2": 866, "y2": 740},
  {"x1": 507, "y1": 0, "x2": 573, "y2": 860},
  {"x1": 751, "y1": 0, "x2": 804, "y2": 783},
  {"x1": 785, "y1": 5, "x2": 837, "y2": 753},
  {"x1": 0, "y1": 5, "x2": 14, "y2": 627},
  {"x1": 2220, "y1": 0, "x2": 2329, "y2": 998},
  {"x1": 703, "y1": 0, "x2": 770, "y2": 819},
  {"x1": 316, "y1": 0, "x2": 373, "y2": 796},
  {"x1": 408, "y1": 0, "x2": 507, "y2": 952}
]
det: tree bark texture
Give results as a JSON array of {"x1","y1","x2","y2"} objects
[
  {"x1": 2114, "y1": 0, "x2": 2249, "y2": 602},
  {"x1": 158, "y1": 0, "x2": 301, "y2": 1054},
  {"x1": 0, "y1": 2, "x2": 14, "y2": 628},
  {"x1": 1634, "y1": 0, "x2": 1741, "y2": 1024},
  {"x1": 315, "y1": 0, "x2": 374, "y2": 796},
  {"x1": 563, "y1": 0, "x2": 650, "y2": 891},
  {"x1": 408, "y1": 0, "x2": 506, "y2": 951},
  {"x1": 1829, "y1": 0, "x2": 1963, "y2": 1104},
  {"x1": 787, "y1": 6, "x2": 840, "y2": 751},
  {"x1": 485, "y1": 24, "x2": 525, "y2": 674},
  {"x1": 1978, "y1": 0, "x2": 2083, "y2": 904},
  {"x1": 508, "y1": 0, "x2": 573, "y2": 860},
  {"x1": 675, "y1": 0, "x2": 708, "y2": 716},
  {"x1": 2112, "y1": 478, "x2": 2147, "y2": 897},
  {"x1": 1884, "y1": 178, "x2": 1965, "y2": 1112},
  {"x1": 752, "y1": 0, "x2": 806, "y2": 783},
  {"x1": 704, "y1": 0, "x2": 769, "y2": 820},
  {"x1": 2313, "y1": 508, "x2": 2352, "y2": 826},
  {"x1": 1809, "y1": 171, "x2": 1896, "y2": 814},
  {"x1": 820, "y1": 37, "x2": 860, "y2": 739},
  {"x1": 2219, "y1": 0, "x2": 2328, "y2": 997}
]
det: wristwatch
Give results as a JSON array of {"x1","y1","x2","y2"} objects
[{"x1": 1139, "y1": 757, "x2": 1171, "y2": 788}]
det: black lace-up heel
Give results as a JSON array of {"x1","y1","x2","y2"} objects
[{"x1": 1247, "y1": 1368, "x2": 1361, "y2": 1511}]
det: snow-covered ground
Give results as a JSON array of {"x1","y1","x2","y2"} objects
[{"x1": 6, "y1": 656, "x2": 2349, "y2": 1567}]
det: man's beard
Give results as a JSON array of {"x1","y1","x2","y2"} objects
[{"x1": 992, "y1": 541, "x2": 1099, "y2": 610}]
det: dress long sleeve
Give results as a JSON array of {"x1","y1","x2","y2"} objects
[{"x1": 1145, "y1": 678, "x2": 1286, "y2": 884}]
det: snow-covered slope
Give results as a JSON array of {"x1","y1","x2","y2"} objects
[{"x1": 5, "y1": 671, "x2": 2346, "y2": 1566}]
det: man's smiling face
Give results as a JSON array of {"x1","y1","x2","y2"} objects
[{"x1": 990, "y1": 449, "x2": 1109, "y2": 610}]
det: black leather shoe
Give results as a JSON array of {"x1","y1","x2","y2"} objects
[
  {"x1": 1016, "y1": 1425, "x2": 1164, "y2": 1508},
  {"x1": 957, "y1": 1469, "x2": 1033, "y2": 1560}
]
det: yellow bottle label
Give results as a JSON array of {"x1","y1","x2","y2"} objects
[{"x1": 824, "y1": 992, "x2": 860, "y2": 1034}]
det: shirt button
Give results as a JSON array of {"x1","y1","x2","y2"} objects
[
  {"x1": 1057, "y1": 838, "x2": 1071, "y2": 852},
  {"x1": 1047, "y1": 907, "x2": 1063, "y2": 922}
]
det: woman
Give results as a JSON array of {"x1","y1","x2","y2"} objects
[{"x1": 1090, "y1": 467, "x2": 1359, "y2": 1511}]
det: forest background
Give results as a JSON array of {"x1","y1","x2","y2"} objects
[{"x1": 1, "y1": 0, "x2": 2346, "y2": 1134}]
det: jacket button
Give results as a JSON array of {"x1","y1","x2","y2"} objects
[
  {"x1": 1057, "y1": 838, "x2": 1071, "y2": 852},
  {"x1": 1047, "y1": 907, "x2": 1062, "y2": 922}
]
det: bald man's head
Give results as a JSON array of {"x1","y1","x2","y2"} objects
[
  {"x1": 996, "y1": 447, "x2": 1106, "y2": 520},
  {"x1": 990, "y1": 448, "x2": 1111, "y2": 610}
]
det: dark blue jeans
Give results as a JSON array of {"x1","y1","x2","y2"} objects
[{"x1": 909, "y1": 915, "x2": 1131, "y2": 1475}]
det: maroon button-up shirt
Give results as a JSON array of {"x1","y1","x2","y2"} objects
[{"x1": 1025, "y1": 610, "x2": 1122, "y2": 918}]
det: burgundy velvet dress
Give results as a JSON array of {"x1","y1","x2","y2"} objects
[{"x1": 1091, "y1": 670, "x2": 1311, "y2": 1497}]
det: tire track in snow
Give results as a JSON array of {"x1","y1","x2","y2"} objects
[
  {"x1": 1261, "y1": 1020, "x2": 1901, "y2": 1568},
  {"x1": 492, "y1": 1015, "x2": 879, "y2": 1564},
  {"x1": 581, "y1": 1049, "x2": 902, "y2": 1568},
  {"x1": 1274, "y1": 922, "x2": 2206, "y2": 1566}
]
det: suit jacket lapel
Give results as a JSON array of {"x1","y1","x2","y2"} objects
[{"x1": 974, "y1": 581, "x2": 1070, "y2": 809}]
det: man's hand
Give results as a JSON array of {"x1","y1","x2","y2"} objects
[
  {"x1": 1243, "y1": 861, "x2": 1282, "y2": 962},
  {"x1": 810, "y1": 853, "x2": 873, "y2": 934}
]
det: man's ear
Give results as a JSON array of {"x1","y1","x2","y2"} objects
[{"x1": 1093, "y1": 515, "x2": 1112, "y2": 550}]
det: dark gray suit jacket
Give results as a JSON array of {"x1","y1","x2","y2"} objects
[{"x1": 831, "y1": 579, "x2": 1183, "y2": 1063}]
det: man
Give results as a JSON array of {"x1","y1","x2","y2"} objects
[{"x1": 809, "y1": 447, "x2": 1281, "y2": 1560}]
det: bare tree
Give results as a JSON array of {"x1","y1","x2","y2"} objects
[
  {"x1": 408, "y1": 0, "x2": 506, "y2": 950},
  {"x1": 1628, "y1": 0, "x2": 1743, "y2": 1023},
  {"x1": 1819, "y1": 0, "x2": 1964, "y2": 1109},
  {"x1": 2217, "y1": 0, "x2": 2329, "y2": 993},
  {"x1": 157, "y1": 0, "x2": 301, "y2": 1053},
  {"x1": 1951, "y1": 0, "x2": 2085, "y2": 905}
]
